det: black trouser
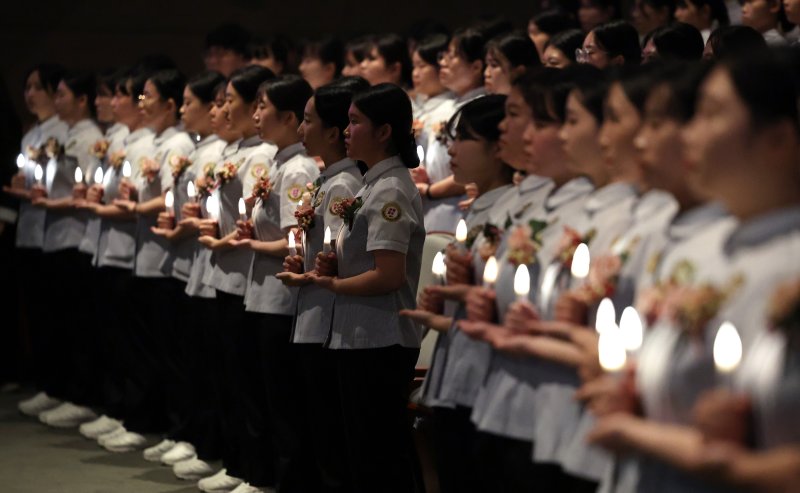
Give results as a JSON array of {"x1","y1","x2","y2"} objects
[
  {"x1": 216, "y1": 291, "x2": 275, "y2": 488},
  {"x1": 258, "y1": 315, "x2": 318, "y2": 493},
  {"x1": 0, "y1": 223, "x2": 21, "y2": 385},
  {"x1": 68, "y1": 252, "x2": 103, "y2": 407},
  {"x1": 431, "y1": 405, "x2": 484, "y2": 493},
  {"x1": 296, "y1": 343, "x2": 350, "y2": 493},
  {"x1": 17, "y1": 247, "x2": 48, "y2": 392},
  {"x1": 162, "y1": 280, "x2": 194, "y2": 439},
  {"x1": 336, "y1": 345, "x2": 420, "y2": 493},
  {"x1": 96, "y1": 266, "x2": 134, "y2": 418},
  {"x1": 167, "y1": 293, "x2": 223, "y2": 461}
]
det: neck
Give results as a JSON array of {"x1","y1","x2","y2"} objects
[
  {"x1": 455, "y1": 82, "x2": 480, "y2": 98},
  {"x1": 321, "y1": 147, "x2": 347, "y2": 168},
  {"x1": 151, "y1": 113, "x2": 176, "y2": 135},
  {"x1": 476, "y1": 172, "x2": 512, "y2": 196},
  {"x1": 274, "y1": 133, "x2": 301, "y2": 153},
  {"x1": 36, "y1": 107, "x2": 56, "y2": 123},
  {"x1": 726, "y1": 174, "x2": 800, "y2": 221},
  {"x1": 364, "y1": 152, "x2": 393, "y2": 168},
  {"x1": 241, "y1": 127, "x2": 258, "y2": 140}
]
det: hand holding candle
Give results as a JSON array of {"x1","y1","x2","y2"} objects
[
  {"x1": 323, "y1": 226, "x2": 333, "y2": 255},
  {"x1": 73, "y1": 167, "x2": 87, "y2": 200}
]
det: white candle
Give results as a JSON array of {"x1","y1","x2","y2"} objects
[
  {"x1": 164, "y1": 190, "x2": 174, "y2": 216},
  {"x1": 93, "y1": 167, "x2": 104, "y2": 186},
  {"x1": 619, "y1": 306, "x2": 644, "y2": 353},
  {"x1": 288, "y1": 230, "x2": 297, "y2": 256},
  {"x1": 431, "y1": 251, "x2": 446, "y2": 284},
  {"x1": 34, "y1": 164, "x2": 43, "y2": 184},
  {"x1": 323, "y1": 226, "x2": 332, "y2": 255},
  {"x1": 122, "y1": 160, "x2": 132, "y2": 178},
  {"x1": 206, "y1": 194, "x2": 219, "y2": 221},
  {"x1": 571, "y1": 242, "x2": 590, "y2": 280},
  {"x1": 513, "y1": 264, "x2": 531, "y2": 303},
  {"x1": 483, "y1": 256, "x2": 498, "y2": 289},
  {"x1": 16, "y1": 153, "x2": 25, "y2": 169},
  {"x1": 598, "y1": 327, "x2": 627, "y2": 373},
  {"x1": 238, "y1": 197, "x2": 247, "y2": 222},
  {"x1": 596, "y1": 297, "x2": 617, "y2": 334},
  {"x1": 187, "y1": 181, "x2": 197, "y2": 200},
  {"x1": 455, "y1": 219, "x2": 468, "y2": 244},
  {"x1": 713, "y1": 321, "x2": 742, "y2": 374},
  {"x1": 417, "y1": 145, "x2": 425, "y2": 163},
  {"x1": 74, "y1": 167, "x2": 83, "y2": 184}
]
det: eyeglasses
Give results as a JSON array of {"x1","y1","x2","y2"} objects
[{"x1": 575, "y1": 47, "x2": 606, "y2": 64}]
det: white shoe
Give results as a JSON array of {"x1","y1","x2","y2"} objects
[
  {"x1": 161, "y1": 441, "x2": 196, "y2": 466},
  {"x1": 41, "y1": 402, "x2": 97, "y2": 428},
  {"x1": 230, "y1": 483, "x2": 267, "y2": 493},
  {"x1": 97, "y1": 426, "x2": 128, "y2": 446},
  {"x1": 80, "y1": 415, "x2": 123, "y2": 439},
  {"x1": 198, "y1": 469, "x2": 243, "y2": 492},
  {"x1": 173, "y1": 456, "x2": 214, "y2": 480},
  {"x1": 18, "y1": 392, "x2": 61, "y2": 416},
  {"x1": 102, "y1": 430, "x2": 147, "y2": 453},
  {"x1": 143, "y1": 439, "x2": 176, "y2": 462}
]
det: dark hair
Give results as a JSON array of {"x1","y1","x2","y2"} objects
[
  {"x1": 609, "y1": 64, "x2": 662, "y2": 113},
  {"x1": 205, "y1": 23, "x2": 252, "y2": 57},
  {"x1": 257, "y1": 74, "x2": 313, "y2": 124},
  {"x1": 514, "y1": 68, "x2": 562, "y2": 123},
  {"x1": 61, "y1": 71, "x2": 97, "y2": 118},
  {"x1": 475, "y1": 16, "x2": 514, "y2": 41},
  {"x1": 548, "y1": 66, "x2": 592, "y2": 122},
  {"x1": 352, "y1": 83, "x2": 419, "y2": 168},
  {"x1": 545, "y1": 29, "x2": 585, "y2": 63},
  {"x1": 229, "y1": 65, "x2": 275, "y2": 104},
  {"x1": 303, "y1": 37, "x2": 345, "y2": 77},
  {"x1": 188, "y1": 71, "x2": 226, "y2": 104},
  {"x1": 581, "y1": 0, "x2": 622, "y2": 17},
  {"x1": 648, "y1": 22, "x2": 705, "y2": 61},
  {"x1": 315, "y1": 77, "x2": 370, "y2": 142},
  {"x1": 708, "y1": 25, "x2": 768, "y2": 60},
  {"x1": 569, "y1": 65, "x2": 609, "y2": 122},
  {"x1": 530, "y1": 9, "x2": 580, "y2": 35},
  {"x1": 370, "y1": 33, "x2": 413, "y2": 86},
  {"x1": 448, "y1": 93, "x2": 508, "y2": 142},
  {"x1": 148, "y1": 69, "x2": 186, "y2": 118},
  {"x1": 406, "y1": 19, "x2": 450, "y2": 44},
  {"x1": 251, "y1": 34, "x2": 298, "y2": 73},
  {"x1": 416, "y1": 34, "x2": 450, "y2": 68},
  {"x1": 345, "y1": 36, "x2": 371, "y2": 63},
  {"x1": 721, "y1": 51, "x2": 800, "y2": 134},
  {"x1": 488, "y1": 31, "x2": 542, "y2": 71},
  {"x1": 592, "y1": 20, "x2": 642, "y2": 65},
  {"x1": 451, "y1": 27, "x2": 488, "y2": 63},
  {"x1": 676, "y1": 0, "x2": 729, "y2": 26},
  {"x1": 648, "y1": 61, "x2": 710, "y2": 122},
  {"x1": 97, "y1": 67, "x2": 127, "y2": 96},
  {"x1": 637, "y1": 0, "x2": 677, "y2": 19},
  {"x1": 135, "y1": 54, "x2": 177, "y2": 73},
  {"x1": 24, "y1": 63, "x2": 65, "y2": 94}
]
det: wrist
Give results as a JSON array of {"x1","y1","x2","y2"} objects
[{"x1": 425, "y1": 184, "x2": 434, "y2": 200}]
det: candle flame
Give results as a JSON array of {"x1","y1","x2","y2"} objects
[
  {"x1": 619, "y1": 306, "x2": 643, "y2": 352},
  {"x1": 571, "y1": 242, "x2": 590, "y2": 279},
  {"x1": 455, "y1": 219, "x2": 468, "y2": 243},
  {"x1": 483, "y1": 256, "x2": 498, "y2": 286},
  {"x1": 288, "y1": 230, "x2": 296, "y2": 249},
  {"x1": 164, "y1": 190, "x2": 174, "y2": 209},
  {"x1": 324, "y1": 226, "x2": 332, "y2": 245},
  {"x1": 238, "y1": 197, "x2": 246, "y2": 216},
  {"x1": 596, "y1": 297, "x2": 617, "y2": 334},
  {"x1": 34, "y1": 164, "x2": 43, "y2": 181},
  {"x1": 431, "y1": 251, "x2": 446, "y2": 276},
  {"x1": 187, "y1": 181, "x2": 196, "y2": 198},
  {"x1": 94, "y1": 167, "x2": 104, "y2": 185},
  {"x1": 122, "y1": 160, "x2": 132, "y2": 178},
  {"x1": 713, "y1": 321, "x2": 742, "y2": 373},
  {"x1": 598, "y1": 327, "x2": 627, "y2": 372},
  {"x1": 514, "y1": 264, "x2": 531, "y2": 299},
  {"x1": 417, "y1": 145, "x2": 425, "y2": 163},
  {"x1": 206, "y1": 194, "x2": 219, "y2": 220},
  {"x1": 16, "y1": 153, "x2": 25, "y2": 168},
  {"x1": 74, "y1": 167, "x2": 83, "y2": 184}
]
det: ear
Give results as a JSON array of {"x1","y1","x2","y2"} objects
[
  {"x1": 375, "y1": 122, "x2": 393, "y2": 145},
  {"x1": 388, "y1": 61, "x2": 402, "y2": 81},
  {"x1": 165, "y1": 98, "x2": 177, "y2": 115},
  {"x1": 609, "y1": 54, "x2": 626, "y2": 66},
  {"x1": 323, "y1": 62, "x2": 336, "y2": 80},
  {"x1": 469, "y1": 59, "x2": 484, "y2": 80},
  {"x1": 768, "y1": 0, "x2": 781, "y2": 14},
  {"x1": 510, "y1": 65, "x2": 527, "y2": 81},
  {"x1": 324, "y1": 125, "x2": 340, "y2": 145},
  {"x1": 278, "y1": 110, "x2": 296, "y2": 127},
  {"x1": 760, "y1": 120, "x2": 800, "y2": 160}
]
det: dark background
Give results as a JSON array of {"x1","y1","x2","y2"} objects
[{"x1": 1, "y1": 0, "x2": 554, "y2": 130}]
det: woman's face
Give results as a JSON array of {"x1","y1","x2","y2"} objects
[
  {"x1": 222, "y1": 82, "x2": 254, "y2": 134},
  {"x1": 579, "y1": 0, "x2": 614, "y2": 31},
  {"x1": 527, "y1": 21, "x2": 550, "y2": 57},
  {"x1": 344, "y1": 103, "x2": 383, "y2": 162},
  {"x1": 439, "y1": 40, "x2": 480, "y2": 95},
  {"x1": 210, "y1": 89, "x2": 238, "y2": 141},
  {"x1": 675, "y1": 0, "x2": 709, "y2": 30},
  {"x1": 54, "y1": 81, "x2": 79, "y2": 123},
  {"x1": 741, "y1": 0, "x2": 777, "y2": 32},
  {"x1": 411, "y1": 51, "x2": 445, "y2": 97},
  {"x1": 785, "y1": 0, "x2": 800, "y2": 25},
  {"x1": 299, "y1": 56, "x2": 334, "y2": 90},
  {"x1": 342, "y1": 50, "x2": 362, "y2": 77},
  {"x1": 24, "y1": 71, "x2": 54, "y2": 116},
  {"x1": 252, "y1": 92, "x2": 283, "y2": 143},
  {"x1": 682, "y1": 67, "x2": 752, "y2": 200},
  {"x1": 448, "y1": 130, "x2": 499, "y2": 187},
  {"x1": 139, "y1": 79, "x2": 171, "y2": 125},
  {"x1": 581, "y1": 31, "x2": 611, "y2": 69},
  {"x1": 484, "y1": 49, "x2": 513, "y2": 95},
  {"x1": 599, "y1": 83, "x2": 643, "y2": 173},
  {"x1": 560, "y1": 91, "x2": 604, "y2": 177},
  {"x1": 497, "y1": 86, "x2": 533, "y2": 171},
  {"x1": 361, "y1": 46, "x2": 398, "y2": 85},
  {"x1": 298, "y1": 97, "x2": 329, "y2": 156},
  {"x1": 631, "y1": 0, "x2": 670, "y2": 35},
  {"x1": 95, "y1": 85, "x2": 114, "y2": 124},
  {"x1": 635, "y1": 85, "x2": 693, "y2": 194},
  {"x1": 180, "y1": 86, "x2": 211, "y2": 134},
  {"x1": 111, "y1": 82, "x2": 139, "y2": 128},
  {"x1": 543, "y1": 45, "x2": 573, "y2": 68},
  {"x1": 523, "y1": 117, "x2": 568, "y2": 181}
]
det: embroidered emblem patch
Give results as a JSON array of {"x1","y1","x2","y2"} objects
[
  {"x1": 381, "y1": 202, "x2": 402, "y2": 222},
  {"x1": 313, "y1": 190, "x2": 326, "y2": 208},
  {"x1": 251, "y1": 163, "x2": 268, "y2": 178},
  {"x1": 287, "y1": 183, "x2": 304, "y2": 202}
]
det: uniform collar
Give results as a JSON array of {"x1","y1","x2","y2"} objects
[
  {"x1": 39, "y1": 115, "x2": 62, "y2": 134},
  {"x1": 545, "y1": 176, "x2": 594, "y2": 212},
  {"x1": 239, "y1": 134, "x2": 262, "y2": 149},
  {"x1": 584, "y1": 181, "x2": 638, "y2": 215},
  {"x1": 322, "y1": 158, "x2": 358, "y2": 180},
  {"x1": 68, "y1": 118, "x2": 96, "y2": 135},
  {"x1": 153, "y1": 126, "x2": 179, "y2": 146},
  {"x1": 519, "y1": 173, "x2": 553, "y2": 194},
  {"x1": 196, "y1": 134, "x2": 220, "y2": 150},
  {"x1": 455, "y1": 87, "x2": 486, "y2": 106},
  {"x1": 125, "y1": 126, "x2": 155, "y2": 145},
  {"x1": 668, "y1": 202, "x2": 728, "y2": 241},
  {"x1": 417, "y1": 91, "x2": 454, "y2": 111},
  {"x1": 471, "y1": 184, "x2": 513, "y2": 214},
  {"x1": 273, "y1": 142, "x2": 306, "y2": 166},
  {"x1": 634, "y1": 190, "x2": 678, "y2": 224},
  {"x1": 363, "y1": 155, "x2": 404, "y2": 185},
  {"x1": 724, "y1": 204, "x2": 800, "y2": 253},
  {"x1": 106, "y1": 122, "x2": 128, "y2": 138}
]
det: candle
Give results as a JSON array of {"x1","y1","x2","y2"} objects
[
  {"x1": 122, "y1": 160, "x2": 132, "y2": 178},
  {"x1": 619, "y1": 306, "x2": 644, "y2": 353},
  {"x1": 93, "y1": 167, "x2": 104, "y2": 186},
  {"x1": 571, "y1": 242, "x2": 590, "y2": 280},
  {"x1": 431, "y1": 251, "x2": 445, "y2": 284},
  {"x1": 238, "y1": 197, "x2": 247, "y2": 222},
  {"x1": 206, "y1": 194, "x2": 219, "y2": 221},
  {"x1": 455, "y1": 219, "x2": 468, "y2": 244},
  {"x1": 513, "y1": 264, "x2": 531, "y2": 303},
  {"x1": 164, "y1": 190, "x2": 175, "y2": 216},
  {"x1": 483, "y1": 255, "x2": 498, "y2": 289},
  {"x1": 34, "y1": 164, "x2": 43, "y2": 184},
  {"x1": 598, "y1": 327, "x2": 627, "y2": 373},
  {"x1": 288, "y1": 230, "x2": 297, "y2": 256},
  {"x1": 74, "y1": 167, "x2": 83, "y2": 184},
  {"x1": 417, "y1": 145, "x2": 425, "y2": 163},
  {"x1": 323, "y1": 226, "x2": 332, "y2": 255},
  {"x1": 16, "y1": 153, "x2": 25, "y2": 169},
  {"x1": 713, "y1": 321, "x2": 742, "y2": 374},
  {"x1": 595, "y1": 297, "x2": 617, "y2": 334},
  {"x1": 187, "y1": 181, "x2": 197, "y2": 201}
]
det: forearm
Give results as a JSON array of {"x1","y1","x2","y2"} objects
[
  {"x1": 429, "y1": 175, "x2": 466, "y2": 199},
  {"x1": 333, "y1": 268, "x2": 405, "y2": 296},
  {"x1": 249, "y1": 238, "x2": 289, "y2": 257},
  {"x1": 42, "y1": 197, "x2": 75, "y2": 210},
  {"x1": 136, "y1": 196, "x2": 165, "y2": 216},
  {"x1": 619, "y1": 418, "x2": 707, "y2": 472},
  {"x1": 502, "y1": 334, "x2": 585, "y2": 366},
  {"x1": 95, "y1": 204, "x2": 136, "y2": 220}
]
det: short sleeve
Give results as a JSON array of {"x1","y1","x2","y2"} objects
[
  {"x1": 242, "y1": 154, "x2": 271, "y2": 197},
  {"x1": 279, "y1": 163, "x2": 319, "y2": 230},
  {"x1": 365, "y1": 180, "x2": 417, "y2": 254},
  {"x1": 320, "y1": 182, "x2": 352, "y2": 236}
]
